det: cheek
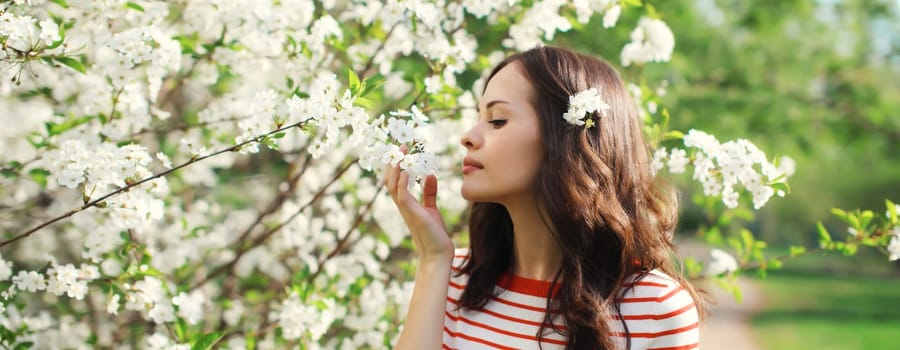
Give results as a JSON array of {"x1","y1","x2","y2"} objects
[{"x1": 496, "y1": 137, "x2": 543, "y2": 184}]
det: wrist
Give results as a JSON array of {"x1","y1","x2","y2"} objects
[{"x1": 417, "y1": 254, "x2": 453, "y2": 271}]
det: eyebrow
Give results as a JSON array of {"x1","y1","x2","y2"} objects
[{"x1": 475, "y1": 99, "x2": 511, "y2": 113}]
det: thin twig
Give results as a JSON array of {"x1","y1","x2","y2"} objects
[
  {"x1": 187, "y1": 158, "x2": 360, "y2": 290},
  {"x1": 307, "y1": 185, "x2": 385, "y2": 282},
  {"x1": 0, "y1": 120, "x2": 309, "y2": 249}
]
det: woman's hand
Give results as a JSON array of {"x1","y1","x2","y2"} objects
[
  {"x1": 383, "y1": 145, "x2": 454, "y2": 349},
  {"x1": 382, "y1": 145, "x2": 454, "y2": 263}
]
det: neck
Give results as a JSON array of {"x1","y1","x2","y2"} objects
[{"x1": 499, "y1": 196, "x2": 563, "y2": 282}]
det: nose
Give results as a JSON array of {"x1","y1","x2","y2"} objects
[{"x1": 460, "y1": 125, "x2": 481, "y2": 150}]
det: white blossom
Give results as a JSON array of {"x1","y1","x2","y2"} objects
[
  {"x1": 563, "y1": 87, "x2": 610, "y2": 126},
  {"x1": 603, "y1": 5, "x2": 622, "y2": 28},
  {"x1": 272, "y1": 295, "x2": 343, "y2": 341},
  {"x1": 888, "y1": 228, "x2": 900, "y2": 261},
  {"x1": 107, "y1": 294, "x2": 120, "y2": 315},
  {"x1": 172, "y1": 291, "x2": 205, "y2": 325},
  {"x1": 706, "y1": 248, "x2": 739, "y2": 275},
  {"x1": 156, "y1": 152, "x2": 173, "y2": 169},
  {"x1": 12, "y1": 271, "x2": 46, "y2": 292},
  {"x1": 424, "y1": 75, "x2": 442, "y2": 94},
  {"x1": 621, "y1": 17, "x2": 676, "y2": 66},
  {"x1": 651, "y1": 147, "x2": 667, "y2": 174},
  {"x1": 0, "y1": 254, "x2": 12, "y2": 281},
  {"x1": 667, "y1": 148, "x2": 689, "y2": 174},
  {"x1": 38, "y1": 18, "x2": 60, "y2": 46}
]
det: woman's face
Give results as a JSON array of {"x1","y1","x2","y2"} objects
[{"x1": 459, "y1": 62, "x2": 544, "y2": 204}]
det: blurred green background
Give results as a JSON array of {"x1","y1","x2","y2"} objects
[{"x1": 554, "y1": 0, "x2": 899, "y2": 349}]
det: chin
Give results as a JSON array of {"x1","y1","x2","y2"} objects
[
  {"x1": 460, "y1": 186, "x2": 484, "y2": 202},
  {"x1": 460, "y1": 187, "x2": 499, "y2": 203}
]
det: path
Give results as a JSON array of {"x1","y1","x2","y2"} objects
[
  {"x1": 697, "y1": 277, "x2": 764, "y2": 350},
  {"x1": 676, "y1": 238, "x2": 765, "y2": 350}
]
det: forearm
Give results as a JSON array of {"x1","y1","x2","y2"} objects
[{"x1": 395, "y1": 257, "x2": 453, "y2": 350}]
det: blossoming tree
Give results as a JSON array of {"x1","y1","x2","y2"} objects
[{"x1": 0, "y1": 0, "x2": 896, "y2": 349}]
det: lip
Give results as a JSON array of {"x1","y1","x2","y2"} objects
[{"x1": 462, "y1": 156, "x2": 483, "y2": 175}]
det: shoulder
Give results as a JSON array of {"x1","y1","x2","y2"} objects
[
  {"x1": 622, "y1": 270, "x2": 694, "y2": 302},
  {"x1": 451, "y1": 247, "x2": 469, "y2": 270},
  {"x1": 448, "y1": 248, "x2": 470, "y2": 286},
  {"x1": 618, "y1": 270, "x2": 700, "y2": 349},
  {"x1": 621, "y1": 269, "x2": 698, "y2": 316}
]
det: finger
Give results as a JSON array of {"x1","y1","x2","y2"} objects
[
  {"x1": 382, "y1": 163, "x2": 395, "y2": 194},
  {"x1": 397, "y1": 170, "x2": 411, "y2": 204},
  {"x1": 422, "y1": 174, "x2": 438, "y2": 209}
]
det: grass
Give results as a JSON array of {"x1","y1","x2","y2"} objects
[{"x1": 749, "y1": 258, "x2": 900, "y2": 350}]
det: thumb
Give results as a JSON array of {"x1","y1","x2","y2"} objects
[{"x1": 422, "y1": 174, "x2": 438, "y2": 209}]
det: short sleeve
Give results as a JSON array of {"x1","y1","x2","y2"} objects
[{"x1": 618, "y1": 271, "x2": 701, "y2": 350}]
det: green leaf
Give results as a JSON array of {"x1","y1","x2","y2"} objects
[
  {"x1": 272, "y1": 132, "x2": 286, "y2": 139},
  {"x1": 860, "y1": 210, "x2": 873, "y2": 220},
  {"x1": 830, "y1": 208, "x2": 847, "y2": 220},
  {"x1": 45, "y1": 115, "x2": 93, "y2": 136},
  {"x1": 621, "y1": 0, "x2": 642, "y2": 8},
  {"x1": 661, "y1": 108, "x2": 670, "y2": 128},
  {"x1": 847, "y1": 213, "x2": 860, "y2": 229},
  {"x1": 843, "y1": 242, "x2": 858, "y2": 256},
  {"x1": 28, "y1": 168, "x2": 50, "y2": 188},
  {"x1": 54, "y1": 56, "x2": 86, "y2": 74},
  {"x1": 191, "y1": 332, "x2": 223, "y2": 350},
  {"x1": 175, "y1": 318, "x2": 188, "y2": 341},
  {"x1": 0, "y1": 325, "x2": 16, "y2": 343},
  {"x1": 360, "y1": 74, "x2": 386, "y2": 97},
  {"x1": 125, "y1": 1, "x2": 145, "y2": 11},
  {"x1": 14, "y1": 342, "x2": 34, "y2": 350},
  {"x1": 174, "y1": 34, "x2": 199, "y2": 55},
  {"x1": 49, "y1": 0, "x2": 68, "y2": 8},
  {"x1": 681, "y1": 257, "x2": 704, "y2": 278},
  {"x1": 645, "y1": 4, "x2": 660, "y2": 19},
  {"x1": 769, "y1": 181, "x2": 791, "y2": 194},
  {"x1": 831, "y1": 208, "x2": 859, "y2": 228},
  {"x1": 663, "y1": 130, "x2": 684, "y2": 140},
  {"x1": 245, "y1": 328, "x2": 257, "y2": 350},
  {"x1": 740, "y1": 229, "x2": 755, "y2": 254},
  {"x1": 348, "y1": 68, "x2": 361, "y2": 95},
  {"x1": 816, "y1": 222, "x2": 832, "y2": 243},
  {"x1": 789, "y1": 245, "x2": 806, "y2": 257},
  {"x1": 354, "y1": 96, "x2": 376, "y2": 110},
  {"x1": 26, "y1": 132, "x2": 47, "y2": 149},
  {"x1": 887, "y1": 199, "x2": 898, "y2": 224}
]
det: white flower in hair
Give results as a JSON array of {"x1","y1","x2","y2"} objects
[{"x1": 563, "y1": 87, "x2": 611, "y2": 128}]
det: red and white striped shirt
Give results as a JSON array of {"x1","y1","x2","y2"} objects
[{"x1": 443, "y1": 249, "x2": 700, "y2": 350}]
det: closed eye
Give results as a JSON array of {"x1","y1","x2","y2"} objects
[{"x1": 488, "y1": 119, "x2": 507, "y2": 127}]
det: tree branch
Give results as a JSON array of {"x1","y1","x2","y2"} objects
[
  {"x1": 187, "y1": 158, "x2": 360, "y2": 290},
  {"x1": 0, "y1": 120, "x2": 310, "y2": 250}
]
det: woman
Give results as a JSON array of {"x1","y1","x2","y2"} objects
[{"x1": 383, "y1": 46, "x2": 703, "y2": 350}]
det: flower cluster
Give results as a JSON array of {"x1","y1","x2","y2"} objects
[
  {"x1": 705, "y1": 248, "x2": 739, "y2": 276},
  {"x1": 0, "y1": 12, "x2": 60, "y2": 54},
  {"x1": 271, "y1": 294, "x2": 344, "y2": 341},
  {"x1": 621, "y1": 17, "x2": 676, "y2": 66},
  {"x1": 358, "y1": 105, "x2": 441, "y2": 182},
  {"x1": 563, "y1": 87, "x2": 611, "y2": 128},
  {"x1": 653, "y1": 129, "x2": 794, "y2": 209}
]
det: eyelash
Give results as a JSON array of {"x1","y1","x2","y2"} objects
[{"x1": 488, "y1": 119, "x2": 507, "y2": 127}]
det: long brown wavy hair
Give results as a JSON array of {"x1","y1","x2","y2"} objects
[{"x1": 456, "y1": 46, "x2": 705, "y2": 349}]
